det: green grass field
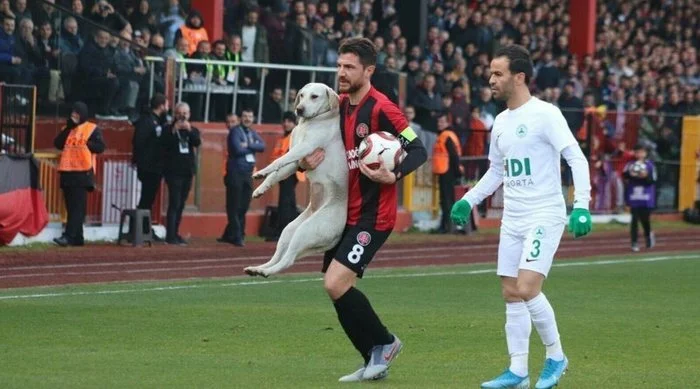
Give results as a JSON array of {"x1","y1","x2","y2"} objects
[{"x1": 1, "y1": 252, "x2": 699, "y2": 388}]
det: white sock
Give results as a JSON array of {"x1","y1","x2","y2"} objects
[
  {"x1": 505, "y1": 301, "x2": 531, "y2": 377},
  {"x1": 526, "y1": 293, "x2": 564, "y2": 361}
]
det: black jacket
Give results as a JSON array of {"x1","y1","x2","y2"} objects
[
  {"x1": 132, "y1": 112, "x2": 167, "y2": 174},
  {"x1": 53, "y1": 121, "x2": 106, "y2": 189},
  {"x1": 162, "y1": 124, "x2": 201, "y2": 176}
]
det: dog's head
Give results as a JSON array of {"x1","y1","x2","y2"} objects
[{"x1": 294, "y1": 83, "x2": 339, "y2": 119}]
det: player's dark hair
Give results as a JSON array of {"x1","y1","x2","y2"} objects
[
  {"x1": 493, "y1": 44, "x2": 533, "y2": 84},
  {"x1": 338, "y1": 37, "x2": 377, "y2": 67}
]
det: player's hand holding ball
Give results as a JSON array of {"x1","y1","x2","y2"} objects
[
  {"x1": 568, "y1": 208, "x2": 592, "y2": 238},
  {"x1": 450, "y1": 199, "x2": 472, "y2": 226}
]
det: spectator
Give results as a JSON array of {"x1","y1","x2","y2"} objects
[
  {"x1": 158, "y1": 0, "x2": 186, "y2": 48},
  {"x1": 464, "y1": 105, "x2": 489, "y2": 181},
  {"x1": 175, "y1": 9, "x2": 209, "y2": 56},
  {"x1": 35, "y1": 0, "x2": 61, "y2": 34},
  {"x1": 261, "y1": 2, "x2": 289, "y2": 68},
  {"x1": 12, "y1": 0, "x2": 29, "y2": 23},
  {"x1": 59, "y1": 17, "x2": 83, "y2": 55},
  {"x1": 311, "y1": 19, "x2": 330, "y2": 67},
  {"x1": 234, "y1": 8, "x2": 269, "y2": 83},
  {"x1": 285, "y1": 12, "x2": 313, "y2": 66},
  {"x1": 475, "y1": 86, "x2": 497, "y2": 129},
  {"x1": 164, "y1": 36, "x2": 188, "y2": 80},
  {"x1": 70, "y1": 0, "x2": 87, "y2": 38},
  {"x1": 129, "y1": 0, "x2": 154, "y2": 32},
  {"x1": 113, "y1": 29, "x2": 146, "y2": 120},
  {"x1": 220, "y1": 109, "x2": 265, "y2": 246},
  {"x1": 558, "y1": 81, "x2": 584, "y2": 136},
  {"x1": 162, "y1": 102, "x2": 201, "y2": 246},
  {"x1": 78, "y1": 29, "x2": 122, "y2": 119},
  {"x1": 0, "y1": 15, "x2": 27, "y2": 84},
  {"x1": 262, "y1": 87, "x2": 284, "y2": 124},
  {"x1": 412, "y1": 73, "x2": 442, "y2": 133},
  {"x1": 89, "y1": 1, "x2": 128, "y2": 36},
  {"x1": 536, "y1": 51, "x2": 560, "y2": 91},
  {"x1": 448, "y1": 82, "x2": 470, "y2": 145},
  {"x1": 38, "y1": 20, "x2": 63, "y2": 103},
  {"x1": 16, "y1": 18, "x2": 51, "y2": 102}
]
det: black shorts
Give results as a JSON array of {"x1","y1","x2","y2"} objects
[{"x1": 322, "y1": 224, "x2": 391, "y2": 277}]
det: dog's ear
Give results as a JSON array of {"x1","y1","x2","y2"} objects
[{"x1": 326, "y1": 86, "x2": 340, "y2": 111}]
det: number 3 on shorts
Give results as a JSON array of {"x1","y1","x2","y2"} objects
[
  {"x1": 347, "y1": 244, "x2": 364, "y2": 264},
  {"x1": 530, "y1": 239, "x2": 541, "y2": 258}
]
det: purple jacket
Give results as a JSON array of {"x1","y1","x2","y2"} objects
[{"x1": 623, "y1": 160, "x2": 656, "y2": 208}]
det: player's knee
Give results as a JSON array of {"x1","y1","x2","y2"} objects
[
  {"x1": 516, "y1": 283, "x2": 540, "y2": 301},
  {"x1": 501, "y1": 284, "x2": 521, "y2": 302},
  {"x1": 323, "y1": 273, "x2": 352, "y2": 300}
]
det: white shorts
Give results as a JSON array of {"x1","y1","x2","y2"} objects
[{"x1": 497, "y1": 220, "x2": 565, "y2": 278}]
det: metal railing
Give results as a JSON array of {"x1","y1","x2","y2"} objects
[
  {"x1": 144, "y1": 56, "x2": 338, "y2": 123},
  {"x1": 0, "y1": 84, "x2": 36, "y2": 155},
  {"x1": 34, "y1": 152, "x2": 164, "y2": 225}
]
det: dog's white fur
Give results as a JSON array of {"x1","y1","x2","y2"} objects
[{"x1": 244, "y1": 83, "x2": 348, "y2": 277}]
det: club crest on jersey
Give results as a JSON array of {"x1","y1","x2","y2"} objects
[
  {"x1": 533, "y1": 226, "x2": 546, "y2": 239},
  {"x1": 516, "y1": 124, "x2": 528, "y2": 138},
  {"x1": 356, "y1": 231, "x2": 372, "y2": 246},
  {"x1": 356, "y1": 123, "x2": 369, "y2": 138}
]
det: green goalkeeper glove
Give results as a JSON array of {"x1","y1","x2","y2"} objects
[
  {"x1": 450, "y1": 199, "x2": 472, "y2": 226},
  {"x1": 568, "y1": 208, "x2": 592, "y2": 238}
]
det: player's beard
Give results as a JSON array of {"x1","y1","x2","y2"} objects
[
  {"x1": 339, "y1": 77, "x2": 362, "y2": 94},
  {"x1": 493, "y1": 78, "x2": 514, "y2": 102}
]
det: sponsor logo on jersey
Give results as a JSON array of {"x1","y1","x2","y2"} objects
[
  {"x1": 504, "y1": 157, "x2": 535, "y2": 187},
  {"x1": 356, "y1": 231, "x2": 372, "y2": 246},
  {"x1": 346, "y1": 147, "x2": 360, "y2": 169}
]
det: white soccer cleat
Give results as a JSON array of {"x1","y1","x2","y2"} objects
[
  {"x1": 338, "y1": 366, "x2": 387, "y2": 382},
  {"x1": 362, "y1": 334, "x2": 403, "y2": 380}
]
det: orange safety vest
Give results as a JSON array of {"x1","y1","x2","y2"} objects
[
  {"x1": 58, "y1": 122, "x2": 98, "y2": 172},
  {"x1": 432, "y1": 130, "x2": 461, "y2": 174},
  {"x1": 179, "y1": 25, "x2": 210, "y2": 55},
  {"x1": 272, "y1": 133, "x2": 306, "y2": 182}
]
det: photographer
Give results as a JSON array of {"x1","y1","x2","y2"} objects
[{"x1": 162, "y1": 102, "x2": 201, "y2": 245}]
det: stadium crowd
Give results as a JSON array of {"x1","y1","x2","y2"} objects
[{"x1": 0, "y1": 0, "x2": 698, "y2": 205}]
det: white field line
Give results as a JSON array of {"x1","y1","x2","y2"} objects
[
  {"x1": 0, "y1": 254, "x2": 697, "y2": 300},
  {"x1": 2, "y1": 240, "x2": 699, "y2": 280},
  {"x1": 3, "y1": 234, "x2": 699, "y2": 272}
]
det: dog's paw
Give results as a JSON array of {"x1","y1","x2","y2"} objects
[
  {"x1": 252, "y1": 187, "x2": 267, "y2": 199},
  {"x1": 244, "y1": 266, "x2": 260, "y2": 277},
  {"x1": 252, "y1": 171, "x2": 265, "y2": 179}
]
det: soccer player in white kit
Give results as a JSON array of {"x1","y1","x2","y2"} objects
[{"x1": 450, "y1": 45, "x2": 592, "y2": 389}]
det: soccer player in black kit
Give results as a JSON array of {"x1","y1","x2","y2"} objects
[{"x1": 299, "y1": 37, "x2": 427, "y2": 382}]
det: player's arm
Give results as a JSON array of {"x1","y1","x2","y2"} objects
[
  {"x1": 377, "y1": 104, "x2": 427, "y2": 181},
  {"x1": 547, "y1": 107, "x2": 592, "y2": 237},
  {"x1": 461, "y1": 129, "x2": 504, "y2": 207}
]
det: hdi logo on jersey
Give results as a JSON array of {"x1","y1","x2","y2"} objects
[{"x1": 504, "y1": 158, "x2": 531, "y2": 177}]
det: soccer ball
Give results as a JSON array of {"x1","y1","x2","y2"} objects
[
  {"x1": 358, "y1": 131, "x2": 405, "y2": 171},
  {"x1": 631, "y1": 161, "x2": 647, "y2": 176}
]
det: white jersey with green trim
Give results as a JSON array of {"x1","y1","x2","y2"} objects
[{"x1": 488, "y1": 97, "x2": 577, "y2": 223}]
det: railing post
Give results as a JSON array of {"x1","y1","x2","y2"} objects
[
  {"x1": 284, "y1": 69, "x2": 292, "y2": 112},
  {"x1": 257, "y1": 69, "x2": 266, "y2": 124},
  {"x1": 148, "y1": 61, "x2": 155, "y2": 99},
  {"x1": 310, "y1": 71, "x2": 316, "y2": 83},
  {"x1": 177, "y1": 59, "x2": 184, "y2": 103},
  {"x1": 232, "y1": 67, "x2": 240, "y2": 114},
  {"x1": 204, "y1": 62, "x2": 213, "y2": 123}
]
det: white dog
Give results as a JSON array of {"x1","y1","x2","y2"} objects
[{"x1": 244, "y1": 83, "x2": 348, "y2": 277}]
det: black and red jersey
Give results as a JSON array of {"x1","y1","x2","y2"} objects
[{"x1": 340, "y1": 87, "x2": 427, "y2": 231}]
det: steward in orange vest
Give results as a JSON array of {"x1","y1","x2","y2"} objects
[
  {"x1": 267, "y1": 112, "x2": 302, "y2": 241},
  {"x1": 432, "y1": 112, "x2": 462, "y2": 234},
  {"x1": 52, "y1": 102, "x2": 106, "y2": 247},
  {"x1": 175, "y1": 10, "x2": 210, "y2": 55}
]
